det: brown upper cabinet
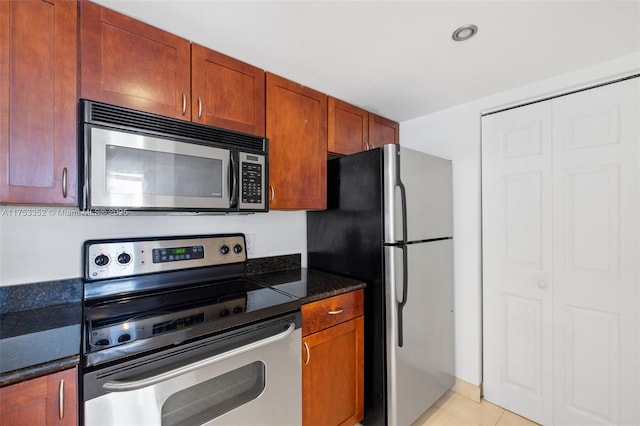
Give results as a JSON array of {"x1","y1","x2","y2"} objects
[
  {"x1": 369, "y1": 113, "x2": 399, "y2": 148},
  {"x1": 266, "y1": 73, "x2": 327, "y2": 210},
  {"x1": 80, "y1": 1, "x2": 266, "y2": 135},
  {"x1": 1, "y1": 0, "x2": 78, "y2": 205},
  {"x1": 328, "y1": 97, "x2": 369, "y2": 156},
  {"x1": 191, "y1": 44, "x2": 266, "y2": 136},
  {"x1": 80, "y1": 0, "x2": 192, "y2": 120}
]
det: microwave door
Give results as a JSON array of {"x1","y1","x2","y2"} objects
[{"x1": 89, "y1": 127, "x2": 231, "y2": 210}]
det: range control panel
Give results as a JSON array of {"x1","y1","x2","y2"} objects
[{"x1": 85, "y1": 234, "x2": 246, "y2": 280}]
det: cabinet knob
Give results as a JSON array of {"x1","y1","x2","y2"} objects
[{"x1": 537, "y1": 281, "x2": 548, "y2": 289}]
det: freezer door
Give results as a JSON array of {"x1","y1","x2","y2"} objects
[
  {"x1": 384, "y1": 239, "x2": 454, "y2": 426},
  {"x1": 383, "y1": 145, "x2": 453, "y2": 243}
]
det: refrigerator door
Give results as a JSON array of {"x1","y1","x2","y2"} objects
[
  {"x1": 385, "y1": 239, "x2": 454, "y2": 426},
  {"x1": 383, "y1": 145, "x2": 453, "y2": 244}
]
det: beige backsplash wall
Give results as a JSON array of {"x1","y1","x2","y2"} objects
[{"x1": 0, "y1": 209, "x2": 307, "y2": 286}]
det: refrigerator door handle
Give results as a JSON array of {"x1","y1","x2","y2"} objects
[
  {"x1": 396, "y1": 180, "x2": 408, "y2": 244},
  {"x1": 396, "y1": 245, "x2": 409, "y2": 347}
]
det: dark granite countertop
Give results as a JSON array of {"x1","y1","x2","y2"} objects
[
  {"x1": 0, "y1": 254, "x2": 364, "y2": 387},
  {"x1": 249, "y1": 268, "x2": 366, "y2": 304},
  {"x1": 0, "y1": 279, "x2": 83, "y2": 387}
]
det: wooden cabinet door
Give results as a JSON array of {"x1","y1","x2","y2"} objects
[
  {"x1": 191, "y1": 44, "x2": 265, "y2": 136},
  {"x1": 266, "y1": 73, "x2": 327, "y2": 210},
  {"x1": 80, "y1": 0, "x2": 191, "y2": 120},
  {"x1": 0, "y1": 368, "x2": 78, "y2": 426},
  {"x1": 328, "y1": 97, "x2": 368, "y2": 155},
  {"x1": 302, "y1": 316, "x2": 364, "y2": 426},
  {"x1": 368, "y1": 113, "x2": 399, "y2": 148},
  {"x1": 0, "y1": 0, "x2": 77, "y2": 205}
]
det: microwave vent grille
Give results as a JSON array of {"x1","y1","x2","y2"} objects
[{"x1": 85, "y1": 101, "x2": 267, "y2": 152}]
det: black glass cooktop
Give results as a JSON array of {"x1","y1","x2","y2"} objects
[{"x1": 83, "y1": 279, "x2": 299, "y2": 367}]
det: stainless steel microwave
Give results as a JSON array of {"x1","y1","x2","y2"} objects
[{"x1": 79, "y1": 100, "x2": 268, "y2": 213}]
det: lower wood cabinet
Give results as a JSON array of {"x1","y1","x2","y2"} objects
[
  {"x1": 301, "y1": 290, "x2": 364, "y2": 426},
  {"x1": 0, "y1": 367, "x2": 78, "y2": 425}
]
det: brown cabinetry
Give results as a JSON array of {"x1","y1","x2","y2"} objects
[
  {"x1": 328, "y1": 97, "x2": 369, "y2": 156},
  {"x1": 191, "y1": 44, "x2": 265, "y2": 136},
  {"x1": 369, "y1": 113, "x2": 399, "y2": 148},
  {"x1": 80, "y1": 0, "x2": 192, "y2": 120},
  {"x1": 328, "y1": 98, "x2": 399, "y2": 156},
  {"x1": 0, "y1": 368, "x2": 78, "y2": 426},
  {"x1": 301, "y1": 290, "x2": 364, "y2": 426},
  {"x1": 266, "y1": 73, "x2": 327, "y2": 210},
  {"x1": 80, "y1": 2, "x2": 266, "y2": 136},
  {"x1": 1, "y1": 0, "x2": 77, "y2": 205}
]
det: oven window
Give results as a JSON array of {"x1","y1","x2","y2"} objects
[
  {"x1": 161, "y1": 361, "x2": 265, "y2": 426},
  {"x1": 105, "y1": 145, "x2": 223, "y2": 198}
]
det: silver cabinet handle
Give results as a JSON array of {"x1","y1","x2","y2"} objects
[
  {"x1": 197, "y1": 96, "x2": 203, "y2": 119},
  {"x1": 303, "y1": 341, "x2": 310, "y2": 366},
  {"x1": 181, "y1": 92, "x2": 187, "y2": 116},
  {"x1": 269, "y1": 185, "x2": 275, "y2": 203},
  {"x1": 58, "y1": 379, "x2": 65, "y2": 420},
  {"x1": 103, "y1": 323, "x2": 296, "y2": 392},
  {"x1": 61, "y1": 167, "x2": 68, "y2": 198},
  {"x1": 328, "y1": 309, "x2": 344, "y2": 315}
]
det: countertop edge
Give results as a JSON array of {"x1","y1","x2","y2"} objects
[{"x1": 0, "y1": 356, "x2": 79, "y2": 388}]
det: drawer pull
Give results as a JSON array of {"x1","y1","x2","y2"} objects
[
  {"x1": 303, "y1": 341, "x2": 310, "y2": 366},
  {"x1": 181, "y1": 92, "x2": 187, "y2": 116},
  {"x1": 61, "y1": 167, "x2": 68, "y2": 198},
  {"x1": 58, "y1": 379, "x2": 64, "y2": 420},
  {"x1": 328, "y1": 309, "x2": 344, "y2": 315}
]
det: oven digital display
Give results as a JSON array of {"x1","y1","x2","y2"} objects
[{"x1": 152, "y1": 246, "x2": 205, "y2": 263}]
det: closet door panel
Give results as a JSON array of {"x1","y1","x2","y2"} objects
[
  {"x1": 482, "y1": 101, "x2": 553, "y2": 425},
  {"x1": 552, "y1": 78, "x2": 639, "y2": 426}
]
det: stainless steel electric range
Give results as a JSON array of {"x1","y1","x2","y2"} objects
[{"x1": 80, "y1": 234, "x2": 302, "y2": 426}]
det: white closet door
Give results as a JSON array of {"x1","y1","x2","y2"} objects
[
  {"x1": 482, "y1": 101, "x2": 554, "y2": 425},
  {"x1": 551, "y1": 78, "x2": 639, "y2": 426}
]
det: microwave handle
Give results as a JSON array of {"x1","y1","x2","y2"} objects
[{"x1": 229, "y1": 153, "x2": 238, "y2": 208}]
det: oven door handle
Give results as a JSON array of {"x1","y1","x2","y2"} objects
[{"x1": 102, "y1": 322, "x2": 297, "y2": 392}]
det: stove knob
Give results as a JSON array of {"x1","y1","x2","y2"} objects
[
  {"x1": 118, "y1": 333, "x2": 131, "y2": 343},
  {"x1": 233, "y1": 306, "x2": 244, "y2": 314},
  {"x1": 117, "y1": 252, "x2": 132, "y2": 265},
  {"x1": 220, "y1": 309, "x2": 230, "y2": 317},
  {"x1": 95, "y1": 338, "x2": 110, "y2": 346},
  {"x1": 219, "y1": 245, "x2": 230, "y2": 255},
  {"x1": 233, "y1": 244, "x2": 243, "y2": 254},
  {"x1": 94, "y1": 254, "x2": 110, "y2": 267}
]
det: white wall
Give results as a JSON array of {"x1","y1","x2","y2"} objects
[
  {"x1": 400, "y1": 52, "x2": 640, "y2": 388},
  {"x1": 0, "y1": 210, "x2": 307, "y2": 286}
]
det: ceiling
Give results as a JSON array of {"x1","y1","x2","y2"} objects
[{"x1": 92, "y1": 0, "x2": 640, "y2": 122}]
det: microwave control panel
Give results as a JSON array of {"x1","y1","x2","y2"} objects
[{"x1": 238, "y1": 152, "x2": 266, "y2": 210}]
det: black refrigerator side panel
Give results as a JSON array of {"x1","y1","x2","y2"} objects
[{"x1": 307, "y1": 148, "x2": 386, "y2": 426}]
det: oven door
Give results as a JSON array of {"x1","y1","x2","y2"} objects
[
  {"x1": 83, "y1": 313, "x2": 301, "y2": 426},
  {"x1": 86, "y1": 126, "x2": 233, "y2": 210}
]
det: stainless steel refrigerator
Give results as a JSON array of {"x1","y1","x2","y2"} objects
[{"x1": 307, "y1": 144, "x2": 454, "y2": 426}]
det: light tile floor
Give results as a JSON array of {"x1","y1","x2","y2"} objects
[{"x1": 413, "y1": 391, "x2": 539, "y2": 426}]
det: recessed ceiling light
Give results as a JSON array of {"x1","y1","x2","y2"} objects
[{"x1": 452, "y1": 24, "x2": 478, "y2": 42}]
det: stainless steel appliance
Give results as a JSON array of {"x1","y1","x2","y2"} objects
[
  {"x1": 307, "y1": 145, "x2": 454, "y2": 425},
  {"x1": 81, "y1": 234, "x2": 301, "y2": 426},
  {"x1": 79, "y1": 100, "x2": 268, "y2": 213}
]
